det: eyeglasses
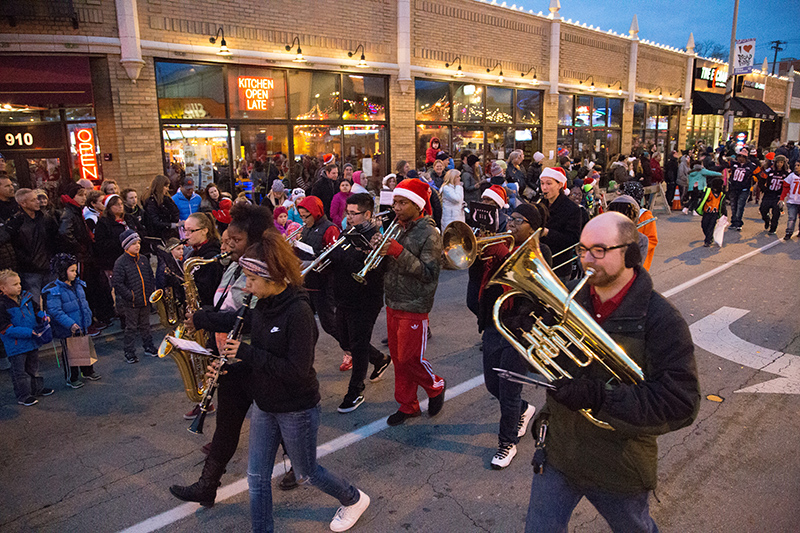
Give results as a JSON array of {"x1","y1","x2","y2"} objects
[
  {"x1": 508, "y1": 216, "x2": 529, "y2": 225},
  {"x1": 345, "y1": 210, "x2": 366, "y2": 218},
  {"x1": 299, "y1": 213, "x2": 313, "y2": 219},
  {"x1": 185, "y1": 228, "x2": 203, "y2": 234},
  {"x1": 575, "y1": 243, "x2": 631, "y2": 259}
]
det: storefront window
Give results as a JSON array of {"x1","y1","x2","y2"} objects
[
  {"x1": 65, "y1": 107, "x2": 96, "y2": 121},
  {"x1": 634, "y1": 103, "x2": 680, "y2": 155},
  {"x1": 162, "y1": 124, "x2": 229, "y2": 189},
  {"x1": 293, "y1": 125, "x2": 341, "y2": 163},
  {"x1": 592, "y1": 97, "x2": 607, "y2": 127},
  {"x1": 607, "y1": 99, "x2": 622, "y2": 128},
  {"x1": 513, "y1": 127, "x2": 541, "y2": 161},
  {"x1": 67, "y1": 122, "x2": 102, "y2": 183},
  {"x1": 416, "y1": 125, "x2": 451, "y2": 168},
  {"x1": 558, "y1": 95, "x2": 573, "y2": 126},
  {"x1": 342, "y1": 125, "x2": 386, "y2": 187},
  {"x1": 288, "y1": 71, "x2": 340, "y2": 121},
  {"x1": 342, "y1": 74, "x2": 386, "y2": 122},
  {"x1": 453, "y1": 83, "x2": 484, "y2": 123},
  {"x1": 633, "y1": 103, "x2": 645, "y2": 131},
  {"x1": 575, "y1": 96, "x2": 591, "y2": 127},
  {"x1": 231, "y1": 125, "x2": 290, "y2": 166},
  {"x1": 228, "y1": 67, "x2": 287, "y2": 120},
  {"x1": 516, "y1": 90, "x2": 542, "y2": 125},
  {"x1": 486, "y1": 126, "x2": 513, "y2": 160},
  {"x1": 452, "y1": 126, "x2": 484, "y2": 155},
  {"x1": 486, "y1": 87, "x2": 512, "y2": 124},
  {"x1": 156, "y1": 62, "x2": 226, "y2": 120},
  {"x1": 415, "y1": 80, "x2": 450, "y2": 122},
  {"x1": 558, "y1": 95, "x2": 623, "y2": 158},
  {"x1": 0, "y1": 108, "x2": 61, "y2": 124}
]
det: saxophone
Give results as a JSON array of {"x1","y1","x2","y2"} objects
[{"x1": 158, "y1": 251, "x2": 231, "y2": 403}]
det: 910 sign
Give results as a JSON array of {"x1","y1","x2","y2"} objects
[{"x1": 5, "y1": 132, "x2": 34, "y2": 147}]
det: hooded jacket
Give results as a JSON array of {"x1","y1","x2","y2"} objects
[
  {"x1": 425, "y1": 137, "x2": 441, "y2": 166},
  {"x1": 42, "y1": 279, "x2": 92, "y2": 338},
  {"x1": 384, "y1": 216, "x2": 441, "y2": 314},
  {"x1": 58, "y1": 200, "x2": 92, "y2": 264},
  {"x1": 0, "y1": 291, "x2": 45, "y2": 356}
]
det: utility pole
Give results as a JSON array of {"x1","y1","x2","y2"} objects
[
  {"x1": 722, "y1": 0, "x2": 739, "y2": 143},
  {"x1": 769, "y1": 40, "x2": 787, "y2": 75}
]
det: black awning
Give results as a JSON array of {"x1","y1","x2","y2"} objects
[
  {"x1": 735, "y1": 97, "x2": 778, "y2": 120},
  {"x1": 692, "y1": 91, "x2": 747, "y2": 116}
]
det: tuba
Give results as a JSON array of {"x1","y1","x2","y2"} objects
[
  {"x1": 488, "y1": 230, "x2": 644, "y2": 430},
  {"x1": 158, "y1": 251, "x2": 231, "y2": 403}
]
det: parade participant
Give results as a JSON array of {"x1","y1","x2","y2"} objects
[
  {"x1": 726, "y1": 149, "x2": 763, "y2": 231},
  {"x1": 112, "y1": 230, "x2": 157, "y2": 364},
  {"x1": 607, "y1": 196, "x2": 649, "y2": 262},
  {"x1": 43, "y1": 253, "x2": 98, "y2": 388},
  {"x1": 376, "y1": 179, "x2": 446, "y2": 426},
  {"x1": 478, "y1": 203, "x2": 550, "y2": 469},
  {"x1": 760, "y1": 155, "x2": 788, "y2": 235},
  {"x1": 183, "y1": 212, "x2": 224, "y2": 307},
  {"x1": 697, "y1": 178, "x2": 726, "y2": 247},
  {"x1": 222, "y1": 231, "x2": 371, "y2": 532},
  {"x1": 296, "y1": 196, "x2": 344, "y2": 364},
  {"x1": 620, "y1": 181, "x2": 658, "y2": 271},
  {"x1": 328, "y1": 193, "x2": 391, "y2": 413},
  {"x1": 539, "y1": 167, "x2": 582, "y2": 280},
  {"x1": 143, "y1": 175, "x2": 180, "y2": 243},
  {"x1": 525, "y1": 212, "x2": 700, "y2": 533},
  {"x1": 782, "y1": 161, "x2": 800, "y2": 240},
  {"x1": 172, "y1": 176, "x2": 202, "y2": 223}
]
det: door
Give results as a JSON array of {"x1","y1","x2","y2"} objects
[{"x1": 3, "y1": 151, "x2": 68, "y2": 194}]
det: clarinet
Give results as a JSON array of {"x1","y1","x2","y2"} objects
[{"x1": 188, "y1": 293, "x2": 254, "y2": 435}]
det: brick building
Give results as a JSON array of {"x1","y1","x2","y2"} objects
[{"x1": 0, "y1": 0, "x2": 795, "y2": 194}]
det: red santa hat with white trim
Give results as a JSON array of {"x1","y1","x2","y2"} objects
[
  {"x1": 541, "y1": 166, "x2": 569, "y2": 194},
  {"x1": 393, "y1": 178, "x2": 432, "y2": 216},
  {"x1": 481, "y1": 184, "x2": 509, "y2": 209}
]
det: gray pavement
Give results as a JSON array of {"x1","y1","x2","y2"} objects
[{"x1": 1, "y1": 203, "x2": 800, "y2": 532}]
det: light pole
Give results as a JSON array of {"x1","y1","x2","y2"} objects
[{"x1": 722, "y1": 0, "x2": 740, "y2": 143}]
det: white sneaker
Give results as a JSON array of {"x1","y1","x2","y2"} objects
[
  {"x1": 491, "y1": 442, "x2": 517, "y2": 470},
  {"x1": 692, "y1": 211, "x2": 700, "y2": 217},
  {"x1": 517, "y1": 404, "x2": 537, "y2": 438},
  {"x1": 330, "y1": 489, "x2": 370, "y2": 532},
  {"x1": 682, "y1": 207, "x2": 689, "y2": 215}
]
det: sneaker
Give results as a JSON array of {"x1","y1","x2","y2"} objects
[
  {"x1": 330, "y1": 489, "x2": 370, "y2": 532},
  {"x1": 703, "y1": 242, "x2": 712, "y2": 247},
  {"x1": 337, "y1": 395, "x2": 365, "y2": 413},
  {"x1": 66, "y1": 380, "x2": 85, "y2": 389},
  {"x1": 0, "y1": 357, "x2": 9, "y2": 371},
  {"x1": 18, "y1": 396, "x2": 38, "y2": 406},
  {"x1": 682, "y1": 207, "x2": 689, "y2": 215},
  {"x1": 94, "y1": 320, "x2": 110, "y2": 330},
  {"x1": 278, "y1": 467, "x2": 299, "y2": 491},
  {"x1": 490, "y1": 442, "x2": 517, "y2": 470},
  {"x1": 339, "y1": 353, "x2": 353, "y2": 372},
  {"x1": 517, "y1": 404, "x2": 537, "y2": 438},
  {"x1": 81, "y1": 371, "x2": 101, "y2": 381},
  {"x1": 428, "y1": 379, "x2": 446, "y2": 417},
  {"x1": 144, "y1": 347, "x2": 158, "y2": 357},
  {"x1": 768, "y1": 230, "x2": 776, "y2": 235},
  {"x1": 125, "y1": 354, "x2": 139, "y2": 364},
  {"x1": 369, "y1": 357, "x2": 391, "y2": 382},
  {"x1": 692, "y1": 211, "x2": 699, "y2": 217},
  {"x1": 87, "y1": 326, "x2": 101, "y2": 337},
  {"x1": 386, "y1": 410, "x2": 421, "y2": 426},
  {"x1": 36, "y1": 388, "x2": 55, "y2": 397}
]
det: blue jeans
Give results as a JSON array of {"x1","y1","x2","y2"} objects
[
  {"x1": 525, "y1": 465, "x2": 659, "y2": 533},
  {"x1": 482, "y1": 326, "x2": 529, "y2": 445},
  {"x1": 248, "y1": 403, "x2": 360, "y2": 533},
  {"x1": 729, "y1": 188, "x2": 748, "y2": 228},
  {"x1": 785, "y1": 202, "x2": 800, "y2": 236}
]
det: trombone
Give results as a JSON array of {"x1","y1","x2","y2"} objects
[
  {"x1": 441, "y1": 221, "x2": 514, "y2": 270},
  {"x1": 352, "y1": 220, "x2": 402, "y2": 284}
]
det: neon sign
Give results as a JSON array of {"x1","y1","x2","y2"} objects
[
  {"x1": 75, "y1": 128, "x2": 98, "y2": 181},
  {"x1": 699, "y1": 67, "x2": 727, "y2": 88},
  {"x1": 238, "y1": 76, "x2": 274, "y2": 111}
]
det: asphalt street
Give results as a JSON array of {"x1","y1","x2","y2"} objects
[{"x1": 1, "y1": 203, "x2": 799, "y2": 533}]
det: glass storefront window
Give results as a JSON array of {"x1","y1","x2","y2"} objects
[
  {"x1": 0, "y1": 108, "x2": 61, "y2": 124},
  {"x1": 162, "y1": 124, "x2": 229, "y2": 189},
  {"x1": 416, "y1": 125, "x2": 451, "y2": 168},
  {"x1": 343, "y1": 125, "x2": 386, "y2": 189},
  {"x1": 228, "y1": 67, "x2": 287, "y2": 120},
  {"x1": 557, "y1": 127, "x2": 573, "y2": 157},
  {"x1": 65, "y1": 107, "x2": 95, "y2": 121},
  {"x1": 453, "y1": 83, "x2": 484, "y2": 123},
  {"x1": 156, "y1": 62, "x2": 226, "y2": 120},
  {"x1": 657, "y1": 105, "x2": 669, "y2": 131},
  {"x1": 558, "y1": 95, "x2": 573, "y2": 126},
  {"x1": 574, "y1": 96, "x2": 591, "y2": 127},
  {"x1": 516, "y1": 90, "x2": 542, "y2": 125},
  {"x1": 452, "y1": 126, "x2": 484, "y2": 155},
  {"x1": 633, "y1": 102, "x2": 645, "y2": 131},
  {"x1": 592, "y1": 97, "x2": 607, "y2": 127},
  {"x1": 607, "y1": 98, "x2": 622, "y2": 128},
  {"x1": 342, "y1": 74, "x2": 386, "y2": 122},
  {"x1": 293, "y1": 125, "x2": 341, "y2": 163},
  {"x1": 415, "y1": 80, "x2": 450, "y2": 122},
  {"x1": 486, "y1": 126, "x2": 513, "y2": 160},
  {"x1": 232, "y1": 125, "x2": 290, "y2": 165},
  {"x1": 513, "y1": 127, "x2": 540, "y2": 161},
  {"x1": 288, "y1": 71, "x2": 340, "y2": 121},
  {"x1": 485, "y1": 87, "x2": 512, "y2": 124}
]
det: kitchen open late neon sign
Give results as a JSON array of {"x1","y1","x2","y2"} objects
[{"x1": 238, "y1": 76, "x2": 274, "y2": 111}]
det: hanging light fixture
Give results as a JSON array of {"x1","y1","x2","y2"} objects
[
  {"x1": 521, "y1": 66, "x2": 539, "y2": 85},
  {"x1": 285, "y1": 36, "x2": 306, "y2": 63},
  {"x1": 445, "y1": 57, "x2": 465, "y2": 78},
  {"x1": 209, "y1": 27, "x2": 232, "y2": 56},
  {"x1": 608, "y1": 80, "x2": 623, "y2": 96},
  {"x1": 650, "y1": 86, "x2": 663, "y2": 100},
  {"x1": 582, "y1": 76, "x2": 596, "y2": 92},
  {"x1": 487, "y1": 63, "x2": 504, "y2": 84},
  {"x1": 348, "y1": 44, "x2": 368, "y2": 68}
]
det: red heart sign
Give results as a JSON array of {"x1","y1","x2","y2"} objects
[{"x1": 743, "y1": 45, "x2": 753, "y2": 52}]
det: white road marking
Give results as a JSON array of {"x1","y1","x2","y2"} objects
[
  {"x1": 121, "y1": 238, "x2": 781, "y2": 532},
  {"x1": 690, "y1": 306, "x2": 800, "y2": 394}
]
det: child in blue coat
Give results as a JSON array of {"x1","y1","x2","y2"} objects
[
  {"x1": 0, "y1": 269, "x2": 53, "y2": 406},
  {"x1": 43, "y1": 254, "x2": 98, "y2": 389}
]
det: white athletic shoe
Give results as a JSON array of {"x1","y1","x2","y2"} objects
[
  {"x1": 491, "y1": 442, "x2": 517, "y2": 470},
  {"x1": 517, "y1": 404, "x2": 537, "y2": 438},
  {"x1": 330, "y1": 489, "x2": 370, "y2": 532}
]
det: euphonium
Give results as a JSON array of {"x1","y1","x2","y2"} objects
[
  {"x1": 158, "y1": 251, "x2": 231, "y2": 403},
  {"x1": 488, "y1": 230, "x2": 644, "y2": 430},
  {"x1": 441, "y1": 220, "x2": 514, "y2": 270}
]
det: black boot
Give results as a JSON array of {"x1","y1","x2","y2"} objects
[{"x1": 169, "y1": 458, "x2": 226, "y2": 507}]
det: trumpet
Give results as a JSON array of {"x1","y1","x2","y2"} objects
[
  {"x1": 441, "y1": 220, "x2": 514, "y2": 270},
  {"x1": 352, "y1": 220, "x2": 402, "y2": 284},
  {"x1": 301, "y1": 226, "x2": 358, "y2": 276},
  {"x1": 285, "y1": 224, "x2": 304, "y2": 241}
]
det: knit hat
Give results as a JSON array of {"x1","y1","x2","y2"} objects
[
  {"x1": 541, "y1": 167, "x2": 568, "y2": 187},
  {"x1": 65, "y1": 182, "x2": 82, "y2": 199},
  {"x1": 490, "y1": 161, "x2": 505, "y2": 177},
  {"x1": 103, "y1": 193, "x2": 120, "y2": 209},
  {"x1": 482, "y1": 184, "x2": 509, "y2": 209},
  {"x1": 343, "y1": 163, "x2": 354, "y2": 170},
  {"x1": 352, "y1": 170, "x2": 363, "y2": 185},
  {"x1": 50, "y1": 253, "x2": 78, "y2": 282},
  {"x1": 609, "y1": 194, "x2": 640, "y2": 210},
  {"x1": 466, "y1": 154, "x2": 480, "y2": 167},
  {"x1": 406, "y1": 169, "x2": 419, "y2": 180},
  {"x1": 435, "y1": 151, "x2": 449, "y2": 162},
  {"x1": 766, "y1": 152, "x2": 776, "y2": 161},
  {"x1": 393, "y1": 178, "x2": 432, "y2": 215},
  {"x1": 323, "y1": 153, "x2": 335, "y2": 165},
  {"x1": 213, "y1": 198, "x2": 232, "y2": 224},
  {"x1": 512, "y1": 203, "x2": 542, "y2": 230},
  {"x1": 533, "y1": 151, "x2": 545, "y2": 163},
  {"x1": 291, "y1": 188, "x2": 305, "y2": 200},
  {"x1": 298, "y1": 196, "x2": 324, "y2": 221},
  {"x1": 749, "y1": 148, "x2": 757, "y2": 156},
  {"x1": 273, "y1": 205, "x2": 288, "y2": 218},
  {"x1": 120, "y1": 229, "x2": 141, "y2": 250},
  {"x1": 271, "y1": 179, "x2": 285, "y2": 193}
]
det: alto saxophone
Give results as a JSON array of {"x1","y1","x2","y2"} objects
[{"x1": 158, "y1": 251, "x2": 231, "y2": 403}]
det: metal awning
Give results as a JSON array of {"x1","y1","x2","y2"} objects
[
  {"x1": 735, "y1": 97, "x2": 777, "y2": 120},
  {"x1": 0, "y1": 56, "x2": 93, "y2": 107}
]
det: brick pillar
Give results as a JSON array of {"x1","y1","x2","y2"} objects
[
  {"x1": 542, "y1": 93, "x2": 559, "y2": 165},
  {"x1": 621, "y1": 100, "x2": 634, "y2": 155},
  {"x1": 389, "y1": 74, "x2": 415, "y2": 173}
]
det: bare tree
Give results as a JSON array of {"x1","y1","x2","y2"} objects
[{"x1": 695, "y1": 40, "x2": 727, "y2": 60}]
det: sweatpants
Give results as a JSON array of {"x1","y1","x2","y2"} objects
[
  {"x1": 386, "y1": 307, "x2": 444, "y2": 414},
  {"x1": 118, "y1": 305, "x2": 155, "y2": 357}
]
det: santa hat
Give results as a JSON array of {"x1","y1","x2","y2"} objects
[
  {"x1": 541, "y1": 167, "x2": 568, "y2": 187},
  {"x1": 481, "y1": 184, "x2": 509, "y2": 209},
  {"x1": 323, "y1": 153, "x2": 335, "y2": 165},
  {"x1": 103, "y1": 194, "x2": 120, "y2": 209},
  {"x1": 533, "y1": 151, "x2": 545, "y2": 163},
  {"x1": 393, "y1": 178, "x2": 432, "y2": 216}
]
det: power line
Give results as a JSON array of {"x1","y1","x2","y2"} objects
[{"x1": 770, "y1": 40, "x2": 787, "y2": 74}]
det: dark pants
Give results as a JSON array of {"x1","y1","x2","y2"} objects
[
  {"x1": 760, "y1": 195, "x2": 781, "y2": 232},
  {"x1": 482, "y1": 326, "x2": 529, "y2": 445},
  {"x1": 208, "y1": 372, "x2": 252, "y2": 466},
  {"x1": 728, "y1": 188, "x2": 748, "y2": 229},
  {"x1": 686, "y1": 187, "x2": 702, "y2": 213},
  {"x1": 119, "y1": 305, "x2": 155, "y2": 357},
  {"x1": 336, "y1": 304, "x2": 387, "y2": 398},
  {"x1": 701, "y1": 211, "x2": 718, "y2": 245},
  {"x1": 308, "y1": 286, "x2": 340, "y2": 344},
  {"x1": 9, "y1": 350, "x2": 44, "y2": 401},
  {"x1": 83, "y1": 264, "x2": 115, "y2": 323},
  {"x1": 20, "y1": 272, "x2": 53, "y2": 308},
  {"x1": 59, "y1": 338, "x2": 94, "y2": 382}
]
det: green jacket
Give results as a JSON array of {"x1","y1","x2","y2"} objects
[
  {"x1": 543, "y1": 267, "x2": 700, "y2": 494},
  {"x1": 384, "y1": 216, "x2": 441, "y2": 314}
]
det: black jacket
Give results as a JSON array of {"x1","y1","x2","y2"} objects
[
  {"x1": 328, "y1": 223, "x2": 384, "y2": 309},
  {"x1": 311, "y1": 178, "x2": 338, "y2": 218},
  {"x1": 8, "y1": 210, "x2": 57, "y2": 274},
  {"x1": 143, "y1": 195, "x2": 180, "y2": 242},
  {"x1": 663, "y1": 155, "x2": 679, "y2": 185},
  {"x1": 506, "y1": 163, "x2": 527, "y2": 189},
  {"x1": 58, "y1": 202, "x2": 92, "y2": 264},
  {"x1": 0, "y1": 199, "x2": 19, "y2": 223},
  {"x1": 186, "y1": 240, "x2": 224, "y2": 307},
  {"x1": 526, "y1": 162, "x2": 542, "y2": 199},
  {"x1": 541, "y1": 193, "x2": 582, "y2": 278},
  {"x1": 429, "y1": 187, "x2": 443, "y2": 229},
  {"x1": 543, "y1": 267, "x2": 700, "y2": 493},
  {"x1": 94, "y1": 215, "x2": 144, "y2": 271},
  {"x1": 125, "y1": 204, "x2": 146, "y2": 229},
  {"x1": 236, "y1": 286, "x2": 321, "y2": 413},
  {"x1": 112, "y1": 251, "x2": 155, "y2": 308}
]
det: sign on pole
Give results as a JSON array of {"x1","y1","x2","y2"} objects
[{"x1": 733, "y1": 38, "x2": 756, "y2": 75}]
